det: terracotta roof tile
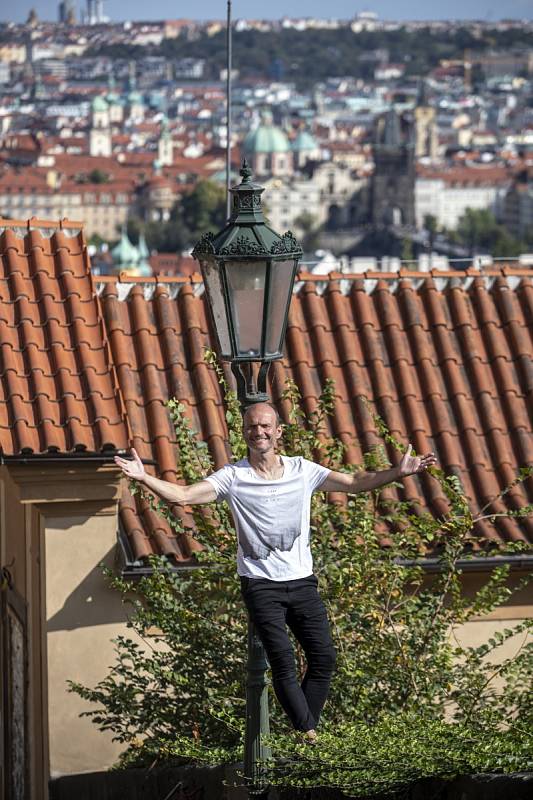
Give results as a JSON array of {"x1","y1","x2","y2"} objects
[
  {"x1": 0, "y1": 219, "x2": 130, "y2": 455},
  {"x1": 2, "y1": 232, "x2": 532, "y2": 557}
]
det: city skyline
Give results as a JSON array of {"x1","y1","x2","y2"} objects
[{"x1": 3, "y1": 0, "x2": 533, "y2": 24}]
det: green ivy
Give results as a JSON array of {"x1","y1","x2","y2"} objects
[{"x1": 69, "y1": 358, "x2": 533, "y2": 796}]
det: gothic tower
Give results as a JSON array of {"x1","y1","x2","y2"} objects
[
  {"x1": 158, "y1": 117, "x2": 173, "y2": 166},
  {"x1": 371, "y1": 107, "x2": 415, "y2": 228},
  {"x1": 414, "y1": 81, "x2": 438, "y2": 160}
]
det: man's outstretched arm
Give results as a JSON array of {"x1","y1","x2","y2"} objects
[
  {"x1": 320, "y1": 444, "x2": 437, "y2": 494},
  {"x1": 114, "y1": 448, "x2": 217, "y2": 505}
]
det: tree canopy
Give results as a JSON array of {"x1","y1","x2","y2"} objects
[{"x1": 87, "y1": 25, "x2": 533, "y2": 88}]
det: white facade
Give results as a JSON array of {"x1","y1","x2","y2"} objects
[
  {"x1": 264, "y1": 177, "x2": 324, "y2": 232},
  {"x1": 89, "y1": 127, "x2": 111, "y2": 157},
  {"x1": 264, "y1": 163, "x2": 365, "y2": 234},
  {"x1": 415, "y1": 177, "x2": 509, "y2": 230}
]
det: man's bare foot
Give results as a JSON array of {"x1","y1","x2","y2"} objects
[{"x1": 301, "y1": 729, "x2": 318, "y2": 744}]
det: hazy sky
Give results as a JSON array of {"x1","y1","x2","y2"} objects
[{"x1": 3, "y1": 1, "x2": 533, "y2": 24}]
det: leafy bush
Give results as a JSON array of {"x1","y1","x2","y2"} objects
[{"x1": 69, "y1": 357, "x2": 533, "y2": 796}]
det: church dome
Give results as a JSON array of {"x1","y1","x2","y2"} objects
[
  {"x1": 92, "y1": 95, "x2": 109, "y2": 112},
  {"x1": 243, "y1": 111, "x2": 290, "y2": 155},
  {"x1": 128, "y1": 90, "x2": 143, "y2": 106},
  {"x1": 291, "y1": 129, "x2": 318, "y2": 152}
]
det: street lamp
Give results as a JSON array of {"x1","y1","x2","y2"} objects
[{"x1": 192, "y1": 160, "x2": 302, "y2": 793}]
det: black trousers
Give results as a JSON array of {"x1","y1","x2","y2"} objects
[{"x1": 240, "y1": 573, "x2": 337, "y2": 732}]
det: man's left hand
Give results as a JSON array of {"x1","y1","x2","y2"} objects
[{"x1": 399, "y1": 444, "x2": 438, "y2": 476}]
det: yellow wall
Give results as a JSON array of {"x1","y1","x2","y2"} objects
[
  {"x1": 452, "y1": 570, "x2": 532, "y2": 683},
  {"x1": 43, "y1": 507, "x2": 129, "y2": 776},
  {"x1": 4, "y1": 463, "x2": 129, "y2": 788}
]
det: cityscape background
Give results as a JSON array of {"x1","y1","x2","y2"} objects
[
  {"x1": 3, "y1": 1, "x2": 533, "y2": 25},
  {"x1": 0, "y1": 3, "x2": 532, "y2": 276},
  {"x1": 1, "y1": 4, "x2": 533, "y2": 789}
]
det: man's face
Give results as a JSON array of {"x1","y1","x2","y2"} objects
[{"x1": 243, "y1": 405, "x2": 282, "y2": 455}]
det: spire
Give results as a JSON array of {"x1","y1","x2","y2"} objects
[
  {"x1": 111, "y1": 227, "x2": 139, "y2": 268},
  {"x1": 138, "y1": 233, "x2": 149, "y2": 260},
  {"x1": 382, "y1": 108, "x2": 401, "y2": 146},
  {"x1": 416, "y1": 79, "x2": 429, "y2": 108}
]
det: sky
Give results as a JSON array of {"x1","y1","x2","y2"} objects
[{"x1": 2, "y1": 1, "x2": 533, "y2": 24}]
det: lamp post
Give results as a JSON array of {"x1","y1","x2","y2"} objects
[{"x1": 192, "y1": 160, "x2": 302, "y2": 793}]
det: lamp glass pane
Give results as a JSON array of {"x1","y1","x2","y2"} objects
[
  {"x1": 265, "y1": 259, "x2": 297, "y2": 356},
  {"x1": 225, "y1": 260, "x2": 266, "y2": 357},
  {"x1": 200, "y1": 258, "x2": 232, "y2": 357}
]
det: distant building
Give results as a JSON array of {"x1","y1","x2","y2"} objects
[
  {"x1": 265, "y1": 162, "x2": 366, "y2": 233},
  {"x1": 137, "y1": 175, "x2": 177, "y2": 222},
  {"x1": 371, "y1": 107, "x2": 415, "y2": 228},
  {"x1": 291, "y1": 127, "x2": 321, "y2": 170},
  {"x1": 477, "y1": 50, "x2": 533, "y2": 78},
  {"x1": 157, "y1": 118, "x2": 173, "y2": 167},
  {"x1": 58, "y1": 0, "x2": 75, "y2": 24},
  {"x1": 415, "y1": 165, "x2": 511, "y2": 229},
  {"x1": 174, "y1": 58, "x2": 205, "y2": 80},
  {"x1": 110, "y1": 228, "x2": 152, "y2": 275},
  {"x1": 503, "y1": 169, "x2": 533, "y2": 238},
  {"x1": 84, "y1": 0, "x2": 106, "y2": 25},
  {"x1": 242, "y1": 111, "x2": 293, "y2": 178},
  {"x1": 89, "y1": 96, "x2": 112, "y2": 157},
  {"x1": 414, "y1": 81, "x2": 438, "y2": 160}
]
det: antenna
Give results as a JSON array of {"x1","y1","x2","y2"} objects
[{"x1": 226, "y1": 1, "x2": 232, "y2": 219}]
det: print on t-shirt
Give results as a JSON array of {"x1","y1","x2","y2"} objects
[
  {"x1": 205, "y1": 455, "x2": 330, "y2": 581},
  {"x1": 240, "y1": 526, "x2": 303, "y2": 561}
]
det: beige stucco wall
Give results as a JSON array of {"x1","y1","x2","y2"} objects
[
  {"x1": 44, "y1": 507, "x2": 130, "y2": 777},
  {"x1": 5, "y1": 463, "x2": 130, "y2": 783},
  {"x1": 452, "y1": 571, "x2": 531, "y2": 678}
]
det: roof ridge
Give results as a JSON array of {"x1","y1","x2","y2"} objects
[
  {"x1": 0, "y1": 216, "x2": 85, "y2": 233},
  {"x1": 92, "y1": 267, "x2": 533, "y2": 287}
]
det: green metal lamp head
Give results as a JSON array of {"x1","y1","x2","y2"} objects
[{"x1": 192, "y1": 160, "x2": 302, "y2": 262}]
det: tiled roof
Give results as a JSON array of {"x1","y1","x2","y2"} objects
[
  {"x1": 416, "y1": 165, "x2": 512, "y2": 185},
  {"x1": 0, "y1": 218, "x2": 130, "y2": 454},
  {"x1": 1, "y1": 217, "x2": 532, "y2": 564},
  {"x1": 98, "y1": 267, "x2": 532, "y2": 562}
]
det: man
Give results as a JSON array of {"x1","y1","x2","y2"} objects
[{"x1": 114, "y1": 403, "x2": 437, "y2": 742}]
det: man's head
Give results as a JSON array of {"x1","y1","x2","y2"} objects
[{"x1": 242, "y1": 403, "x2": 282, "y2": 455}]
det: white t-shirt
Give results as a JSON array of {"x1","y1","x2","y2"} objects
[{"x1": 205, "y1": 455, "x2": 330, "y2": 581}]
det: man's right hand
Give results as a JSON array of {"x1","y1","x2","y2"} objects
[
  {"x1": 114, "y1": 449, "x2": 217, "y2": 506},
  {"x1": 114, "y1": 448, "x2": 146, "y2": 481}
]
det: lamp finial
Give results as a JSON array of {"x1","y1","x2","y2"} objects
[{"x1": 240, "y1": 159, "x2": 253, "y2": 183}]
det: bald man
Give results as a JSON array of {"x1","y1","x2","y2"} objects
[{"x1": 115, "y1": 403, "x2": 437, "y2": 742}]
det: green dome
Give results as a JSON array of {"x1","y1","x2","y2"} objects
[
  {"x1": 111, "y1": 229, "x2": 139, "y2": 266},
  {"x1": 92, "y1": 96, "x2": 109, "y2": 112},
  {"x1": 292, "y1": 129, "x2": 318, "y2": 152},
  {"x1": 243, "y1": 114, "x2": 290, "y2": 155},
  {"x1": 128, "y1": 90, "x2": 143, "y2": 105}
]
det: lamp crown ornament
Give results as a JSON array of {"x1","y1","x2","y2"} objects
[{"x1": 192, "y1": 160, "x2": 302, "y2": 261}]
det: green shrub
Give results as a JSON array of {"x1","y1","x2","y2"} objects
[{"x1": 69, "y1": 356, "x2": 533, "y2": 796}]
